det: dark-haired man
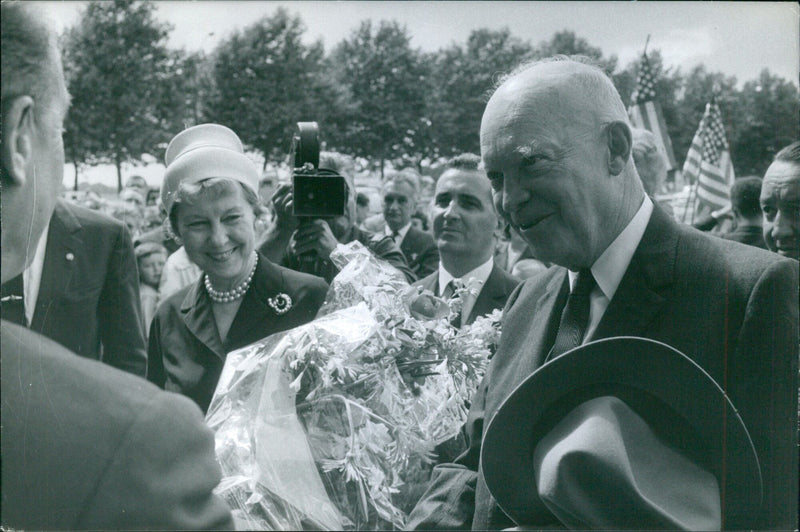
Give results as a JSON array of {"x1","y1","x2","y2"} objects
[
  {"x1": 415, "y1": 154, "x2": 518, "y2": 329},
  {"x1": 722, "y1": 176, "x2": 767, "y2": 249},
  {"x1": 760, "y1": 141, "x2": 800, "y2": 261},
  {"x1": 1, "y1": 4, "x2": 233, "y2": 529}
]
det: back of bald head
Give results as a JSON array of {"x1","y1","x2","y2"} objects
[
  {"x1": 1, "y1": 2, "x2": 64, "y2": 117},
  {"x1": 493, "y1": 56, "x2": 631, "y2": 137}
]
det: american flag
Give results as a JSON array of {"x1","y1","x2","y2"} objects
[
  {"x1": 682, "y1": 100, "x2": 735, "y2": 213},
  {"x1": 628, "y1": 54, "x2": 677, "y2": 170}
]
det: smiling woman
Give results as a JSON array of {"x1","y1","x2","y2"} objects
[{"x1": 146, "y1": 124, "x2": 329, "y2": 413}]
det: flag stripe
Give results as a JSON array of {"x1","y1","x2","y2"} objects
[
  {"x1": 628, "y1": 53, "x2": 678, "y2": 172},
  {"x1": 652, "y1": 104, "x2": 678, "y2": 168},
  {"x1": 683, "y1": 101, "x2": 735, "y2": 215}
]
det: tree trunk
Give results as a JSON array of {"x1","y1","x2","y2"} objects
[
  {"x1": 73, "y1": 160, "x2": 80, "y2": 191},
  {"x1": 379, "y1": 156, "x2": 385, "y2": 180},
  {"x1": 115, "y1": 158, "x2": 122, "y2": 193}
]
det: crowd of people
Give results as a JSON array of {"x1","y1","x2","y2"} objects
[{"x1": 2, "y1": 3, "x2": 798, "y2": 530}]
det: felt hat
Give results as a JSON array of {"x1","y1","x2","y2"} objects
[
  {"x1": 481, "y1": 336, "x2": 762, "y2": 528},
  {"x1": 161, "y1": 124, "x2": 259, "y2": 215}
]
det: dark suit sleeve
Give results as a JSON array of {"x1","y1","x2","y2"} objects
[
  {"x1": 407, "y1": 359, "x2": 494, "y2": 530},
  {"x1": 732, "y1": 258, "x2": 798, "y2": 529},
  {"x1": 79, "y1": 391, "x2": 234, "y2": 530},
  {"x1": 366, "y1": 234, "x2": 417, "y2": 283},
  {"x1": 146, "y1": 311, "x2": 167, "y2": 387},
  {"x1": 97, "y1": 223, "x2": 147, "y2": 377},
  {"x1": 414, "y1": 241, "x2": 439, "y2": 279}
]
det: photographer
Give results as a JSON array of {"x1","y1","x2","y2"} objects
[{"x1": 259, "y1": 153, "x2": 415, "y2": 284}]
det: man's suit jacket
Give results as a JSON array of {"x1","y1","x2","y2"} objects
[
  {"x1": 414, "y1": 263, "x2": 520, "y2": 326},
  {"x1": 401, "y1": 226, "x2": 439, "y2": 279},
  {"x1": 148, "y1": 254, "x2": 329, "y2": 413},
  {"x1": 408, "y1": 205, "x2": 799, "y2": 530},
  {"x1": 27, "y1": 200, "x2": 147, "y2": 376},
  {"x1": 1, "y1": 320, "x2": 234, "y2": 530}
]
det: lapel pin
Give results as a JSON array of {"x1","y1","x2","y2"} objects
[
  {"x1": 66, "y1": 252, "x2": 75, "y2": 261},
  {"x1": 267, "y1": 293, "x2": 293, "y2": 315}
]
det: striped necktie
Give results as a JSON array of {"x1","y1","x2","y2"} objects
[{"x1": 548, "y1": 269, "x2": 596, "y2": 360}]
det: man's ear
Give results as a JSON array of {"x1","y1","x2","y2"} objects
[
  {"x1": 606, "y1": 121, "x2": 632, "y2": 176},
  {"x1": 1, "y1": 95, "x2": 36, "y2": 187}
]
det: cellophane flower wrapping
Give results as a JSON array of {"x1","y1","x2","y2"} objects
[{"x1": 207, "y1": 241, "x2": 501, "y2": 530}]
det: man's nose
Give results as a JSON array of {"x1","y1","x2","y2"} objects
[
  {"x1": 771, "y1": 210, "x2": 796, "y2": 241},
  {"x1": 442, "y1": 200, "x2": 460, "y2": 219},
  {"x1": 502, "y1": 174, "x2": 529, "y2": 215}
]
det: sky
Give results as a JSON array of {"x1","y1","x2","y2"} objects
[
  {"x1": 36, "y1": 1, "x2": 799, "y2": 188},
  {"x1": 41, "y1": 1, "x2": 799, "y2": 84}
]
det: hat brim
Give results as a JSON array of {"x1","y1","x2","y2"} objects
[{"x1": 481, "y1": 336, "x2": 762, "y2": 526}]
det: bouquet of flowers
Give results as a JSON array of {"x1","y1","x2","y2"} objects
[{"x1": 207, "y1": 241, "x2": 502, "y2": 530}]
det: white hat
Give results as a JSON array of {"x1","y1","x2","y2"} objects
[{"x1": 161, "y1": 124, "x2": 259, "y2": 215}]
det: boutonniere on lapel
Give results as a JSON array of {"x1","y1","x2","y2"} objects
[{"x1": 268, "y1": 293, "x2": 293, "y2": 315}]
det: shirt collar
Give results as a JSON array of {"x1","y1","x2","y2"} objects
[
  {"x1": 385, "y1": 222, "x2": 411, "y2": 240},
  {"x1": 438, "y1": 256, "x2": 494, "y2": 296},
  {"x1": 568, "y1": 195, "x2": 653, "y2": 299}
]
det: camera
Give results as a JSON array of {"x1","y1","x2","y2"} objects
[{"x1": 291, "y1": 122, "x2": 348, "y2": 218}]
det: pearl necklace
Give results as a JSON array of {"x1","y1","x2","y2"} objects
[{"x1": 204, "y1": 253, "x2": 258, "y2": 304}]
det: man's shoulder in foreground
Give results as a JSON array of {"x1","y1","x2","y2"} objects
[
  {"x1": 1, "y1": 320, "x2": 234, "y2": 530},
  {"x1": 54, "y1": 198, "x2": 128, "y2": 234}
]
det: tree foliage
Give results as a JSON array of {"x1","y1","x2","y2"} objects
[
  {"x1": 426, "y1": 28, "x2": 534, "y2": 158},
  {"x1": 731, "y1": 70, "x2": 799, "y2": 176},
  {"x1": 59, "y1": 9, "x2": 798, "y2": 187},
  {"x1": 204, "y1": 8, "x2": 327, "y2": 166},
  {"x1": 62, "y1": 0, "x2": 179, "y2": 190},
  {"x1": 326, "y1": 20, "x2": 428, "y2": 174}
]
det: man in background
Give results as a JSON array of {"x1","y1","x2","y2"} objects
[
  {"x1": 382, "y1": 172, "x2": 439, "y2": 278},
  {"x1": 259, "y1": 154, "x2": 415, "y2": 283},
  {"x1": 760, "y1": 141, "x2": 800, "y2": 261},
  {"x1": 415, "y1": 153, "x2": 519, "y2": 329},
  {"x1": 721, "y1": 176, "x2": 767, "y2": 249},
  {"x1": 1, "y1": 4, "x2": 233, "y2": 529}
]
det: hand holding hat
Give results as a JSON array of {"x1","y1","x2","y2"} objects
[{"x1": 481, "y1": 336, "x2": 762, "y2": 530}]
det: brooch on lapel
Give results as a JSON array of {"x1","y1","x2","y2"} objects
[{"x1": 268, "y1": 293, "x2": 293, "y2": 315}]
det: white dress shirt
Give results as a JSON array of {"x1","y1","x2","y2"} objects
[
  {"x1": 438, "y1": 256, "x2": 494, "y2": 327},
  {"x1": 568, "y1": 195, "x2": 653, "y2": 342},
  {"x1": 22, "y1": 221, "x2": 51, "y2": 325},
  {"x1": 385, "y1": 222, "x2": 411, "y2": 247}
]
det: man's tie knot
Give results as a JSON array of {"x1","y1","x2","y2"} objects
[
  {"x1": 548, "y1": 269, "x2": 596, "y2": 360},
  {"x1": 572, "y1": 269, "x2": 596, "y2": 296}
]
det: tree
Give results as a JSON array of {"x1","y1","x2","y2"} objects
[
  {"x1": 731, "y1": 69, "x2": 799, "y2": 176},
  {"x1": 62, "y1": 0, "x2": 179, "y2": 191},
  {"x1": 426, "y1": 28, "x2": 533, "y2": 158},
  {"x1": 534, "y1": 30, "x2": 618, "y2": 75},
  {"x1": 326, "y1": 20, "x2": 428, "y2": 176},
  {"x1": 204, "y1": 8, "x2": 327, "y2": 167},
  {"x1": 672, "y1": 65, "x2": 739, "y2": 167}
]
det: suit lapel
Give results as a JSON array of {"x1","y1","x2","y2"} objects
[
  {"x1": 224, "y1": 258, "x2": 286, "y2": 351},
  {"x1": 466, "y1": 265, "x2": 512, "y2": 325},
  {"x1": 416, "y1": 271, "x2": 439, "y2": 295},
  {"x1": 180, "y1": 280, "x2": 226, "y2": 360},
  {"x1": 592, "y1": 206, "x2": 676, "y2": 340},
  {"x1": 33, "y1": 202, "x2": 82, "y2": 327}
]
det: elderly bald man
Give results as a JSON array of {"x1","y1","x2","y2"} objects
[{"x1": 407, "y1": 57, "x2": 797, "y2": 530}]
